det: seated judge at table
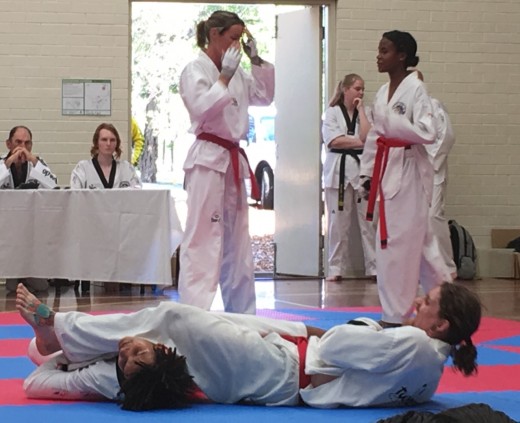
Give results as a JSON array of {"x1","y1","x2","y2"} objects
[
  {"x1": 1, "y1": 125, "x2": 58, "y2": 189},
  {"x1": 70, "y1": 123, "x2": 141, "y2": 294},
  {"x1": 70, "y1": 123, "x2": 142, "y2": 189},
  {"x1": 2, "y1": 125, "x2": 57, "y2": 294}
]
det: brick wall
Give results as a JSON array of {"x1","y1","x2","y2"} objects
[{"x1": 0, "y1": 1, "x2": 130, "y2": 185}]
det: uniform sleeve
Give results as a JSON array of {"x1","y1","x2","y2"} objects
[
  {"x1": 359, "y1": 104, "x2": 378, "y2": 177},
  {"x1": 214, "y1": 312, "x2": 308, "y2": 337},
  {"x1": 248, "y1": 61, "x2": 275, "y2": 107},
  {"x1": 29, "y1": 159, "x2": 58, "y2": 188},
  {"x1": 131, "y1": 118, "x2": 145, "y2": 166},
  {"x1": 54, "y1": 307, "x2": 165, "y2": 362},
  {"x1": 70, "y1": 162, "x2": 86, "y2": 188},
  {"x1": 24, "y1": 357, "x2": 120, "y2": 401},
  {"x1": 130, "y1": 165, "x2": 142, "y2": 188},
  {"x1": 179, "y1": 61, "x2": 233, "y2": 124},
  {"x1": 425, "y1": 100, "x2": 455, "y2": 171},
  {"x1": 0, "y1": 158, "x2": 11, "y2": 187},
  {"x1": 122, "y1": 160, "x2": 142, "y2": 188},
  {"x1": 381, "y1": 85, "x2": 437, "y2": 145},
  {"x1": 322, "y1": 107, "x2": 345, "y2": 147},
  {"x1": 313, "y1": 325, "x2": 421, "y2": 373}
]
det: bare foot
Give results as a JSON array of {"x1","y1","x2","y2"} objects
[
  {"x1": 15, "y1": 283, "x2": 60, "y2": 355},
  {"x1": 326, "y1": 275, "x2": 342, "y2": 282},
  {"x1": 16, "y1": 283, "x2": 54, "y2": 326}
]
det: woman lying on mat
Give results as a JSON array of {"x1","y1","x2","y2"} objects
[{"x1": 16, "y1": 282, "x2": 481, "y2": 411}]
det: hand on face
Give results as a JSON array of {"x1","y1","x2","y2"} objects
[
  {"x1": 353, "y1": 97, "x2": 364, "y2": 110},
  {"x1": 407, "y1": 286, "x2": 449, "y2": 339},
  {"x1": 241, "y1": 28, "x2": 258, "y2": 60},
  {"x1": 5, "y1": 146, "x2": 34, "y2": 167},
  {"x1": 221, "y1": 43, "x2": 242, "y2": 79}
]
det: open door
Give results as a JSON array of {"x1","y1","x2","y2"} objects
[{"x1": 274, "y1": 6, "x2": 323, "y2": 277}]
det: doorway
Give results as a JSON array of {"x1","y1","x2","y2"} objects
[{"x1": 130, "y1": 2, "x2": 329, "y2": 277}]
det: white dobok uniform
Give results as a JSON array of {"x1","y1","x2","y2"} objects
[
  {"x1": 178, "y1": 51, "x2": 275, "y2": 314},
  {"x1": 301, "y1": 322, "x2": 450, "y2": 408},
  {"x1": 423, "y1": 98, "x2": 457, "y2": 276},
  {"x1": 24, "y1": 302, "x2": 305, "y2": 405},
  {"x1": 70, "y1": 159, "x2": 141, "y2": 189},
  {"x1": 360, "y1": 73, "x2": 449, "y2": 324},
  {"x1": 322, "y1": 105, "x2": 377, "y2": 277},
  {"x1": 0, "y1": 154, "x2": 57, "y2": 189},
  {"x1": 23, "y1": 304, "x2": 450, "y2": 408}
]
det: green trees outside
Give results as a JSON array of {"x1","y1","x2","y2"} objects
[{"x1": 131, "y1": 3, "x2": 276, "y2": 184}]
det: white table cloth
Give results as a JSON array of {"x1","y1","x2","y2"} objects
[{"x1": 0, "y1": 189, "x2": 183, "y2": 284}]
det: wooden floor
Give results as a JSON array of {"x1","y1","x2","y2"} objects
[{"x1": 1, "y1": 277, "x2": 519, "y2": 321}]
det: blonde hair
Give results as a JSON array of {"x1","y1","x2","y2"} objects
[{"x1": 328, "y1": 73, "x2": 363, "y2": 107}]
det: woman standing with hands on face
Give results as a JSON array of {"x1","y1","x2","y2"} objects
[
  {"x1": 322, "y1": 74, "x2": 377, "y2": 281},
  {"x1": 178, "y1": 11, "x2": 274, "y2": 314}
]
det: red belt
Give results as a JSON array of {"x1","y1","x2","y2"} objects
[
  {"x1": 366, "y1": 137, "x2": 412, "y2": 249},
  {"x1": 198, "y1": 132, "x2": 260, "y2": 201},
  {"x1": 280, "y1": 335, "x2": 311, "y2": 389}
]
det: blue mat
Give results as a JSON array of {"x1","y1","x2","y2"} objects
[{"x1": 1, "y1": 308, "x2": 519, "y2": 422}]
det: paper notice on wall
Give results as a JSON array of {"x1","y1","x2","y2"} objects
[{"x1": 62, "y1": 79, "x2": 111, "y2": 116}]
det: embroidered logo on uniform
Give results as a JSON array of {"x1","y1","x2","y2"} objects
[
  {"x1": 392, "y1": 102, "x2": 406, "y2": 115},
  {"x1": 119, "y1": 182, "x2": 130, "y2": 188},
  {"x1": 211, "y1": 213, "x2": 221, "y2": 223},
  {"x1": 41, "y1": 168, "x2": 57, "y2": 182},
  {"x1": 231, "y1": 98, "x2": 238, "y2": 107}
]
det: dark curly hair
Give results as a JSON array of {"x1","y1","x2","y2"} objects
[
  {"x1": 119, "y1": 345, "x2": 198, "y2": 411},
  {"x1": 438, "y1": 283, "x2": 482, "y2": 376}
]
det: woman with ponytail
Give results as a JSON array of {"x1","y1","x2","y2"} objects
[
  {"x1": 178, "y1": 11, "x2": 274, "y2": 314},
  {"x1": 322, "y1": 74, "x2": 377, "y2": 281},
  {"x1": 437, "y1": 282, "x2": 481, "y2": 375}
]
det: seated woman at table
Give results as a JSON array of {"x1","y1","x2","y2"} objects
[
  {"x1": 70, "y1": 123, "x2": 142, "y2": 189},
  {"x1": 70, "y1": 123, "x2": 141, "y2": 293}
]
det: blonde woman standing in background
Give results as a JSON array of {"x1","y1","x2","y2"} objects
[{"x1": 322, "y1": 74, "x2": 377, "y2": 281}]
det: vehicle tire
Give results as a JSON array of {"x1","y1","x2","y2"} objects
[{"x1": 255, "y1": 160, "x2": 274, "y2": 210}]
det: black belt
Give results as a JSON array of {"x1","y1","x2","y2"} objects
[{"x1": 330, "y1": 149, "x2": 363, "y2": 211}]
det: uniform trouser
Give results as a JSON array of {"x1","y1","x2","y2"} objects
[
  {"x1": 377, "y1": 154, "x2": 445, "y2": 324},
  {"x1": 54, "y1": 302, "x2": 303, "y2": 405},
  {"x1": 428, "y1": 180, "x2": 457, "y2": 275},
  {"x1": 325, "y1": 185, "x2": 377, "y2": 277},
  {"x1": 179, "y1": 164, "x2": 256, "y2": 314}
]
